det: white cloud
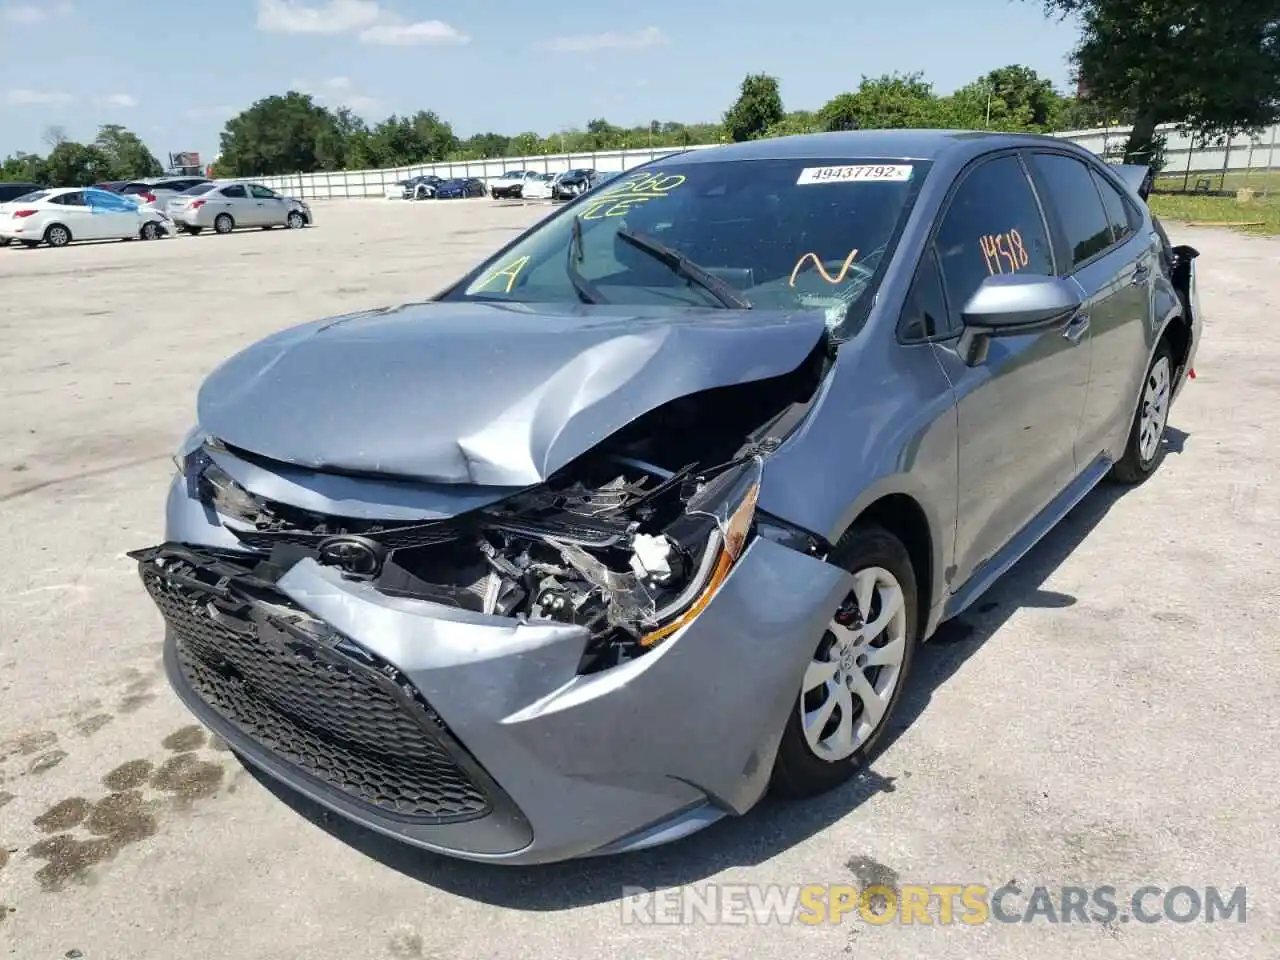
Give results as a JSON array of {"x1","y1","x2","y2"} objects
[
  {"x1": 256, "y1": 0, "x2": 378, "y2": 34},
  {"x1": 5, "y1": 88, "x2": 74, "y2": 106},
  {"x1": 256, "y1": 0, "x2": 467, "y2": 45},
  {"x1": 294, "y1": 77, "x2": 381, "y2": 114},
  {"x1": 96, "y1": 93, "x2": 138, "y2": 108},
  {"x1": 340, "y1": 94, "x2": 381, "y2": 112},
  {"x1": 540, "y1": 26, "x2": 667, "y2": 52},
  {"x1": 2, "y1": 2, "x2": 73, "y2": 24},
  {"x1": 359, "y1": 20, "x2": 466, "y2": 45}
]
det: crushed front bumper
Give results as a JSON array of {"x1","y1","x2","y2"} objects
[{"x1": 135, "y1": 474, "x2": 853, "y2": 864}]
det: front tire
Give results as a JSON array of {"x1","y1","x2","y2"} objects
[
  {"x1": 286, "y1": 211, "x2": 305, "y2": 230},
  {"x1": 140, "y1": 221, "x2": 161, "y2": 240},
  {"x1": 771, "y1": 524, "x2": 918, "y2": 799},
  {"x1": 1109, "y1": 339, "x2": 1175, "y2": 485},
  {"x1": 213, "y1": 213, "x2": 234, "y2": 235}
]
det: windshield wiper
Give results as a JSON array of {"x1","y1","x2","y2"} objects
[
  {"x1": 566, "y1": 215, "x2": 607, "y2": 304},
  {"x1": 615, "y1": 227, "x2": 752, "y2": 309}
]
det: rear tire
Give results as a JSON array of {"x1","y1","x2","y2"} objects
[
  {"x1": 213, "y1": 213, "x2": 234, "y2": 235},
  {"x1": 20, "y1": 240, "x2": 39, "y2": 248},
  {"x1": 44, "y1": 224, "x2": 71, "y2": 248},
  {"x1": 187, "y1": 226, "x2": 203, "y2": 236},
  {"x1": 1109, "y1": 339, "x2": 1175, "y2": 485},
  {"x1": 0, "y1": 238, "x2": 11, "y2": 247},
  {"x1": 771, "y1": 524, "x2": 918, "y2": 799}
]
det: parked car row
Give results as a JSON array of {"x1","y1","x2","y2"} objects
[
  {"x1": 486, "y1": 168, "x2": 618, "y2": 201},
  {"x1": 0, "y1": 177, "x2": 313, "y2": 249},
  {"x1": 383, "y1": 174, "x2": 488, "y2": 200},
  {"x1": 379, "y1": 168, "x2": 627, "y2": 203}
]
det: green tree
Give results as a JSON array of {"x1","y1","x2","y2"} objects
[
  {"x1": 41, "y1": 141, "x2": 112, "y2": 186},
  {"x1": 977, "y1": 65, "x2": 1061, "y2": 129},
  {"x1": 507, "y1": 131, "x2": 543, "y2": 157},
  {"x1": 1, "y1": 152, "x2": 46, "y2": 182},
  {"x1": 92, "y1": 124, "x2": 163, "y2": 180},
  {"x1": 464, "y1": 132, "x2": 511, "y2": 158},
  {"x1": 764, "y1": 110, "x2": 819, "y2": 138},
  {"x1": 217, "y1": 91, "x2": 340, "y2": 176},
  {"x1": 817, "y1": 73, "x2": 939, "y2": 131},
  {"x1": 1033, "y1": 0, "x2": 1280, "y2": 163},
  {"x1": 723, "y1": 73, "x2": 784, "y2": 142}
]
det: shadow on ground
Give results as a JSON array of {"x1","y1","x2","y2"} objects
[{"x1": 245, "y1": 428, "x2": 1189, "y2": 910}]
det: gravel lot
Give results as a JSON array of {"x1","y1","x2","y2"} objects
[{"x1": 0, "y1": 200, "x2": 1276, "y2": 960}]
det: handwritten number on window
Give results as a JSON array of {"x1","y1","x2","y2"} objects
[{"x1": 979, "y1": 229, "x2": 1029, "y2": 276}]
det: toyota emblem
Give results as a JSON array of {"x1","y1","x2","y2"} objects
[{"x1": 316, "y1": 536, "x2": 385, "y2": 578}]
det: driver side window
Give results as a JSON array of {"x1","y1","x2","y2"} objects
[{"x1": 933, "y1": 155, "x2": 1054, "y2": 327}]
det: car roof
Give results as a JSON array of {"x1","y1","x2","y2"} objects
[{"x1": 661, "y1": 129, "x2": 1075, "y2": 164}]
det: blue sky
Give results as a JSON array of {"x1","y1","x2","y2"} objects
[{"x1": 0, "y1": 0, "x2": 1082, "y2": 163}]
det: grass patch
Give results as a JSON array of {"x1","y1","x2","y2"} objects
[
  {"x1": 1155, "y1": 168, "x2": 1280, "y2": 193},
  {"x1": 1149, "y1": 193, "x2": 1280, "y2": 235}
]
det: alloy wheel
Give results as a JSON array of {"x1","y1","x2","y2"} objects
[
  {"x1": 800, "y1": 566, "x2": 908, "y2": 762},
  {"x1": 1138, "y1": 356, "x2": 1172, "y2": 463},
  {"x1": 47, "y1": 226, "x2": 69, "y2": 247}
]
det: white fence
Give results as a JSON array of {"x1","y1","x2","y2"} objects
[
  {"x1": 1059, "y1": 122, "x2": 1280, "y2": 184},
  {"x1": 255, "y1": 123, "x2": 1280, "y2": 200},
  {"x1": 256, "y1": 144, "x2": 719, "y2": 200}
]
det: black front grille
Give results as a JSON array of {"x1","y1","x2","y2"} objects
[{"x1": 138, "y1": 550, "x2": 492, "y2": 823}]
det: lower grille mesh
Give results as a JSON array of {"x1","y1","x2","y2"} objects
[{"x1": 142, "y1": 565, "x2": 492, "y2": 823}]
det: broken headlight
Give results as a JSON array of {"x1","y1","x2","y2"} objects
[{"x1": 635, "y1": 455, "x2": 762, "y2": 648}]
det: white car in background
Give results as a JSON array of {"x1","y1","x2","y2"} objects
[
  {"x1": 520, "y1": 172, "x2": 562, "y2": 200},
  {"x1": 0, "y1": 187, "x2": 170, "y2": 248},
  {"x1": 486, "y1": 169, "x2": 543, "y2": 199}
]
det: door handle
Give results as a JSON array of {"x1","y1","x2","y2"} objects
[{"x1": 1063, "y1": 314, "x2": 1090, "y2": 344}]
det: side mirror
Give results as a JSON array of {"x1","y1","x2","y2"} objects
[
  {"x1": 958, "y1": 274, "x2": 1083, "y2": 366},
  {"x1": 962, "y1": 274, "x2": 1082, "y2": 332}
]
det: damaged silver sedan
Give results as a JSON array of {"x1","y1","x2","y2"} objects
[{"x1": 133, "y1": 130, "x2": 1200, "y2": 864}]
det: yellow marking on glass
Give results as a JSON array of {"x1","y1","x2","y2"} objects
[
  {"x1": 789, "y1": 248, "x2": 860, "y2": 287},
  {"x1": 471, "y1": 255, "x2": 531, "y2": 293}
]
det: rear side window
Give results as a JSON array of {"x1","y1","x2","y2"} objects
[
  {"x1": 1027, "y1": 153, "x2": 1113, "y2": 268},
  {"x1": 220, "y1": 185, "x2": 247, "y2": 198},
  {"x1": 1092, "y1": 169, "x2": 1140, "y2": 245},
  {"x1": 184, "y1": 183, "x2": 217, "y2": 195},
  {"x1": 51, "y1": 192, "x2": 87, "y2": 206},
  {"x1": 933, "y1": 155, "x2": 1055, "y2": 323}
]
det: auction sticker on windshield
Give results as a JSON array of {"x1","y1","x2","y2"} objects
[{"x1": 796, "y1": 165, "x2": 913, "y2": 184}]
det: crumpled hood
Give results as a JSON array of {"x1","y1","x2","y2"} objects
[{"x1": 197, "y1": 300, "x2": 828, "y2": 487}]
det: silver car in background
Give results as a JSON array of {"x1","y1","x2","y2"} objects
[{"x1": 167, "y1": 180, "x2": 313, "y2": 235}]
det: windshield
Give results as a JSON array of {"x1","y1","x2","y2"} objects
[{"x1": 443, "y1": 157, "x2": 927, "y2": 333}]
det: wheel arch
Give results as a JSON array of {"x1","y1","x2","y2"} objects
[
  {"x1": 844, "y1": 492, "x2": 935, "y2": 643},
  {"x1": 1159, "y1": 313, "x2": 1192, "y2": 377}
]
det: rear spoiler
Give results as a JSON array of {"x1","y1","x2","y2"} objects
[{"x1": 1112, "y1": 163, "x2": 1153, "y2": 202}]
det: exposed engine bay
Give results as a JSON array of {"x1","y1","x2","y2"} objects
[{"x1": 189, "y1": 341, "x2": 829, "y2": 672}]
